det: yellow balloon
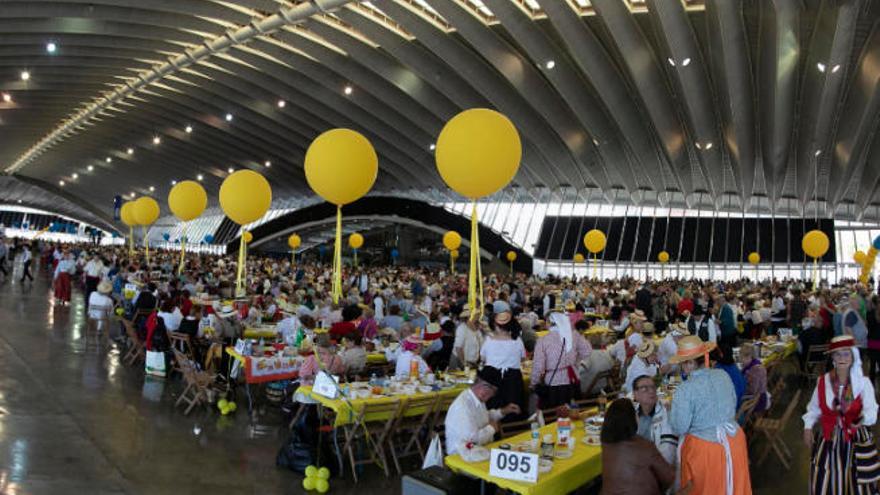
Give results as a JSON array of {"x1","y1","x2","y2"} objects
[
  {"x1": 583, "y1": 229, "x2": 606, "y2": 254},
  {"x1": 854, "y1": 250, "x2": 866, "y2": 265},
  {"x1": 315, "y1": 479, "x2": 329, "y2": 494},
  {"x1": 288, "y1": 234, "x2": 301, "y2": 249},
  {"x1": 242, "y1": 231, "x2": 253, "y2": 243},
  {"x1": 302, "y1": 477, "x2": 316, "y2": 491},
  {"x1": 219, "y1": 170, "x2": 272, "y2": 225},
  {"x1": 443, "y1": 231, "x2": 462, "y2": 251},
  {"x1": 506, "y1": 251, "x2": 517, "y2": 262},
  {"x1": 802, "y1": 230, "x2": 830, "y2": 259},
  {"x1": 435, "y1": 108, "x2": 521, "y2": 199},
  {"x1": 167, "y1": 180, "x2": 207, "y2": 222},
  {"x1": 451, "y1": 249, "x2": 460, "y2": 259},
  {"x1": 317, "y1": 467, "x2": 330, "y2": 480},
  {"x1": 574, "y1": 253, "x2": 585, "y2": 263},
  {"x1": 305, "y1": 129, "x2": 378, "y2": 206},
  {"x1": 658, "y1": 251, "x2": 670, "y2": 263},
  {"x1": 748, "y1": 252, "x2": 760, "y2": 265},
  {"x1": 349, "y1": 233, "x2": 364, "y2": 249},
  {"x1": 133, "y1": 196, "x2": 160, "y2": 225},
  {"x1": 120, "y1": 201, "x2": 137, "y2": 226}
]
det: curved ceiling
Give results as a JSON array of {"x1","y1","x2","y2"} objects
[{"x1": 2, "y1": 0, "x2": 880, "y2": 225}]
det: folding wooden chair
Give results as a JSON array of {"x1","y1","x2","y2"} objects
[
  {"x1": 752, "y1": 389, "x2": 802, "y2": 469},
  {"x1": 121, "y1": 319, "x2": 146, "y2": 366},
  {"x1": 735, "y1": 395, "x2": 760, "y2": 431},
  {"x1": 340, "y1": 400, "x2": 402, "y2": 483},
  {"x1": 388, "y1": 395, "x2": 441, "y2": 472},
  {"x1": 427, "y1": 393, "x2": 457, "y2": 440},
  {"x1": 173, "y1": 349, "x2": 217, "y2": 415},
  {"x1": 499, "y1": 406, "x2": 562, "y2": 439},
  {"x1": 167, "y1": 331, "x2": 195, "y2": 375},
  {"x1": 803, "y1": 344, "x2": 829, "y2": 384}
]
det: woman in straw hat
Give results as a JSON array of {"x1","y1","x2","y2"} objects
[
  {"x1": 803, "y1": 335, "x2": 879, "y2": 494},
  {"x1": 669, "y1": 335, "x2": 751, "y2": 495}
]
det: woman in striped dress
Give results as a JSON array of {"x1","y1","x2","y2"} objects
[{"x1": 803, "y1": 335, "x2": 880, "y2": 494}]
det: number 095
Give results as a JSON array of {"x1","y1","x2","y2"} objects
[{"x1": 496, "y1": 452, "x2": 531, "y2": 474}]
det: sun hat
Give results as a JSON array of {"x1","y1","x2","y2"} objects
[
  {"x1": 97, "y1": 280, "x2": 113, "y2": 294},
  {"x1": 826, "y1": 335, "x2": 857, "y2": 354},
  {"x1": 630, "y1": 309, "x2": 647, "y2": 321},
  {"x1": 668, "y1": 335, "x2": 717, "y2": 365},
  {"x1": 641, "y1": 322, "x2": 655, "y2": 334},
  {"x1": 494, "y1": 311, "x2": 512, "y2": 326},
  {"x1": 636, "y1": 340, "x2": 656, "y2": 359}
]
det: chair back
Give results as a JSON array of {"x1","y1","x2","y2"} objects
[
  {"x1": 736, "y1": 395, "x2": 760, "y2": 425},
  {"x1": 122, "y1": 319, "x2": 142, "y2": 345},
  {"x1": 776, "y1": 389, "x2": 802, "y2": 425}
]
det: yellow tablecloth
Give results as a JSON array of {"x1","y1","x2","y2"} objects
[
  {"x1": 296, "y1": 384, "x2": 466, "y2": 427},
  {"x1": 243, "y1": 327, "x2": 278, "y2": 339},
  {"x1": 446, "y1": 419, "x2": 602, "y2": 495},
  {"x1": 762, "y1": 339, "x2": 797, "y2": 365}
]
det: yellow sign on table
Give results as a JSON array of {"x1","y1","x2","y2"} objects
[{"x1": 446, "y1": 419, "x2": 602, "y2": 495}]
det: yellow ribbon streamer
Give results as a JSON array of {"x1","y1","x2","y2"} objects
[
  {"x1": 143, "y1": 226, "x2": 150, "y2": 265},
  {"x1": 354, "y1": 249, "x2": 358, "y2": 268},
  {"x1": 450, "y1": 251, "x2": 454, "y2": 274},
  {"x1": 593, "y1": 254, "x2": 598, "y2": 280},
  {"x1": 235, "y1": 235, "x2": 246, "y2": 296},
  {"x1": 332, "y1": 206, "x2": 343, "y2": 304},
  {"x1": 812, "y1": 258, "x2": 819, "y2": 291},
  {"x1": 128, "y1": 226, "x2": 134, "y2": 257},
  {"x1": 468, "y1": 202, "x2": 484, "y2": 322},
  {"x1": 178, "y1": 224, "x2": 187, "y2": 276}
]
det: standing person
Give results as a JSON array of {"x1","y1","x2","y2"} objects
[
  {"x1": 770, "y1": 288, "x2": 787, "y2": 335},
  {"x1": 530, "y1": 312, "x2": 591, "y2": 409},
  {"x1": 451, "y1": 309, "x2": 483, "y2": 370},
  {"x1": 20, "y1": 243, "x2": 33, "y2": 283},
  {"x1": 685, "y1": 306, "x2": 718, "y2": 343},
  {"x1": 83, "y1": 253, "x2": 104, "y2": 301},
  {"x1": 866, "y1": 297, "x2": 880, "y2": 384},
  {"x1": 718, "y1": 293, "x2": 739, "y2": 348},
  {"x1": 803, "y1": 335, "x2": 880, "y2": 494},
  {"x1": 0, "y1": 238, "x2": 8, "y2": 279},
  {"x1": 480, "y1": 310, "x2": 527, "y2": 422},
  {"x1": 788, "y1": 288, "x2": 808, "y2": 334},
  {"x1": 52, "y1": 251, "x2": 75, "y2": 304},
  {"x1": 669, "y1": 336, "x2": 752, "y2": 495}
]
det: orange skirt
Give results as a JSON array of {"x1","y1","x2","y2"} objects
[{"x1": 680, "y1": 428, "x2": 752, "y2": 495}]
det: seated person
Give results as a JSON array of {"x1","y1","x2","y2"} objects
[
  {"x1": 394, "y1": 335, "x2": 431, "y2": 379},
  {"x1": 329, "y1": 304, "x2": 362, "y2": 340},
  {"x1": 624, "y1": 341, "x2": 671, "y2": 393},
  {"x1": 299, "y1": 334, "x2": 345, "y2": 385},
  {"x1": 631, "y1": 375, "x2": 677, "y2": 465},
  {"x1": 340, "y1": 334, "x2": 367, "y2": 376},
  {"x1": 579, "y1": 331, "x2": 614, "y2": 396},
  {"x1": 738, "y1": 343, "x2": 769, "y2": 414},
  {"x1": 711, "y1": 344, "x2": 746, "y2": 408},
  {"x1": 178, "y1": 305, "x2": 201, "y2": 338},
  {"x1": 444, "y1": 367, "x2": 521, "y2": 455}
]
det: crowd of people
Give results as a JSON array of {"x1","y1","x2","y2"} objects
[{"x1": 3, "y1": 234, "x2": 880, "y2": 494}]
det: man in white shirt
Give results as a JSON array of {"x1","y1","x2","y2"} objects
[
  {"x1": 20, "y1": 244, "x2": 33, "y2": 283},
  {"x1": 657, "y1": 322, "x2": 687, "y2": 365},
  {"x1": 452, "y1": 310, "x2": 483, "y2": 369},
  {"x1": 445, "y1": 367, "x2": 521, "y2": 456},
  {"x1": 625, "y1": 341, "x2": 670, "y2": 393}
]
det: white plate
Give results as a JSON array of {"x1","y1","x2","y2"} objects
[{"x1": 582, "y1": 435, "x2": 600, "y2": 446}]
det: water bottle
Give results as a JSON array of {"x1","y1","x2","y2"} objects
[
  {"x1": 369, "y1": 373, "x2": 378, "y2": 386},
  {"x1": 530, "y1": 422, "x2": 540, "y2": 452},
  {"x1": 598, "y1": 389, "x2": 607, "y2": 415}
]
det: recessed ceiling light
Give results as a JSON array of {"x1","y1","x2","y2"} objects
[
  {"x1": 20, "y1": 71, "x2": 30, "y2": 81},
  {"x1": 429, "y1": 143, "x2": 436, "y2": 151},
  {"x1": 682, "y1": 58, "x2": 691, "y2": 66},
  {"x1": 545, "y1": 60, "x2": 556, "y2": 70},
  {"x1": 227, "y1": 167, "x2": 234, "y2": 174},
  {"x1": 344, "y1": 85, "x2": 353, "y2": 95},
  {"x1": 264, "y1": 160, "x2": 271, "y2": 167},
  {"x1": 105, "y1": 157, "x2": 112, "y2": 163},
  {"x1": 149, "y1": 186, "x2": 155, "y2": 192},
  {"x1": 1, "y1": 93, "x2": 11, "y2": 103},
  {"x1": 127, "y1": 147, "x2": 134, "y2": 155},
  {"x1": 129, "y1": 191, "x2": 135, "y2": 197},
  {"x1": 277, "y1": 99, "x2": 286, "y2": 108},
  {"x1": 171, "y1": 180, "x2": 177, "y2": 185},
  {"x1": 593, "y1": 138, "x2": 600, "y2": 146},
  {"x1": 87, "y1": 165, "x2": 94, "y2": 171},
  {"x1": 667, "y1": 58, "x2": 675, "y2": 67},
  {"x1": 152, "y1": 136, "x2": 161, "y2": 145},
  {"x1": 197, "y1": 174, "x2": 203, "y2": 181},
  {"x1": 695, "y1": 142, "x2": 702, "y2": 150},
  {"x1": 46, "y1": 42, "x2": 57, "y2": 53},
  {"x1": 225, "y1": 113, "x2": 233, "y2": 122},
  {"x1": 815, "y1": 149, "x2": 822, "y2": 157},
  {"x1": 17, "y1": 200, "x2": 21, "y2": 204},
  {"x1": 71, "y1": 173, "x2": 78, "y2": 179},
  {"x1": 832, "y1": 64, "x2": 841, "y2": 73},
  {"x1": 185, "y1": 125, "x2": 193, "y2": 133},
  {"x1": 58, "y1": 180, "x2": 65, "y2": 186},
  {"x1": 704, "y1": 142, "x2": 713, "y2": 150},
  {"x1": 817, "y1": 62, "x2": 826, "y2": 73}
]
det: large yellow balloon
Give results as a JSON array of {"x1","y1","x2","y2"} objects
[
  {"x1": 167, "y1": 180, "x2": 207, "y2": 221},
  {"x1": 748, "y1": 252, "x2": 760, "y2": 265},
  {"x1": 583, "y1": 229, "x2": 606, "y2": 254},
  {"x1": 435, "y1": 108, "x2": 521, "y2": 199},
  {"x1": 288, "y1": 234, "x2": 301, "y2": 249},
  {"x1": 120, "y1": 201, "x2": 137, "y2": 226},
  {"x1": 574, "y1": 253, "x2": 585, "y2": 263},
  {"x1": 451, "y1": 249, "x2": 460, "y2": 259},
  {"x1": 443, "y1": 231, "x2": 462, "y2": 251},
  {"x1": 658, "y1": 251, "x2": 670, "y2": 263},
  {"x1": 802, "y1": 230, "x2": 830, "y2": 259},
  {"x1": 854, "y1": 250, "x2": 866, "y2": 265},
  {"x1": 349, "y1": 233, "x2": 364, "y2": 249},
  {"x1": 133, "y1": 196, "x2": 160, "y2": 225},
  {"x1": 506, "y1": 251, "x2": 517, "y2": 262},
  {"x1": 219, "y1": 170, "x2": 272, "y2": 225},
  {"x1": 242, "y1": 231, "x2": 253, "y2": 243},
  {"x1": 304, "y1": 129, "x2": 378, "y2": 206}
]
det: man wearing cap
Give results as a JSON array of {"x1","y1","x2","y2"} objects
[
  {"x1": 685, "y1": 305, "x2": 717, "y2": 343},
  {"x1": 445, "y1": 367, "x2": 521, "y2": 456},
  {"x1": 669, "y1": 336, "x2": 751, "y2": 495}
]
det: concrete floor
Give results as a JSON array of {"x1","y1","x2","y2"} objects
[{"x1": 0, "y1": 269, "x2": 810, "y2": 494}]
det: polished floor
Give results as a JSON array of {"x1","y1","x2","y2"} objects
[{"x1": 0, "y1": 267, "x2": 809, "y2": 494}]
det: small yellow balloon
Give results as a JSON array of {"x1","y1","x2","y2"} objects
[
  {"x1": 133, "y1": 196, "x2": 160, "y2": 225},
  {"x1": 349, "y1": 233, "x2": 364, "y2": 249},
  {"x1": 317, "y1": 467, "x2": 330, "y2": 480},
  {"x1": 435, "y1": 108, "x2": 521, "y2": 199},
  {"x1": 288, "y1": 234, "x2": 302, "y2": 249},
  {"x1": 167, "y1": 180, "x2": 207, "y2": 221},
  {"x1": 227, "y1": 402, "x2": 237, "y2": 412},
  {"x1": 443, "y1": 231, "x2": 462, "y2": 251},
  {"x1": 315, "y1": 479, "x2": 329, "y2": 494},
  {"x1": 506, "y1": 251, "x2": 517, "y2": 262},
  {"x1": 583, "y1": 229, "x2": 606, "y2": 254},
  {"x1": 573, "y1": 253, "x2": 585, "y2": 263},
  {"x1": 305, "y1": 466, "x2": 317, "y2": 478},
  {"x1": 305, "y1": 129, "x2": 378, "y2": 206},
  {"x1": 854, "y1": 250, "x2": 866, "y2": 265},
  {"x1": 303, "y1": 477, "x2": 316, "y2": 491},
  {"x1": 802, "y1": 230, "x2": 830, "y2": 259},
  {"x1": 658, "y1": 251, "x2": 670, "y2": 263},
  {"x1": 748, "y1": 252, "x2": 760, "y2": 265},
  {"x1": 242, "y1": 231, "x2": 253, "y2": 244},
  {"x1": 217, "y1": 399, "x2": 228, "y2": 410},
  {"x1": 120, "y1": 201, "x2": 137, "y2": 226},
  {"x1": 220, "y1": 170, "x2": 272, "y2": 225},
  {"x1": 450, "y1": 249, "x2": 460, "y2": 259}
]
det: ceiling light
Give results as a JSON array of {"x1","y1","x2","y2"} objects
[
  {"x1": 264, "y1": 160, "x2": 271, "y2": 167},
  {"x1": 832, "y1": 64, "x2": 841, "y2": 73},
  {"x1": 129, "y1": 191, "x2": 135, "y2": 197},
  {"x1": 105, "y1": 157, "x2": 112, "y2": 163},
  {"x1": 197, "y1": 174, "x2": 203, "y2": 181},
  {"x1": 815, "y1": 149, "x2": 822, "y2": 157},
  {"x1": 817, "y1": 62, "x2": 826, "y2": 73},
  {"x1": 1, "y1": 93, "x2": 11, "y2": 103},
  {"x1": 87, "y1": 165, "x2": 94, "y2": 171},
  {"x1": 667, "y1": 58, "x2": 675, "y2": 67},
  {"x1": 592, "y1": 138, "x2": 600, "y2": 146},
  {"x1": 46, "y1": 42, "x2": 57, "y2": 53},
  {"x1": 185, "y1": 125, "x2": 193, "y2": 133},
  {"x1": 227, "y1": 167, "x2": 234, "y2": 174},
  {"x1": 171, "y1": 180, "x2": 177, "y2": 185},
  {"x1": 429, "y1": 143, "x2": 436, "y2": 151},
  {"x1": 71, "y1": 173, "x2": 78, "y2": 179},
  {"x1": 20, "y1": 71, "x2": 30, "y2": 81},
  {"x1": 127, "y1": 147, "x2": 134, "y2": 155},
  {"x1": 545, "y1": 60, "x2": 556, "y2": 70},
  {"x1": 58, "y1": 180, "x2": 65, "y2": 186},
  {"x1": 225, "y1": 113, "x2": 233, "y2": 122},
  {"x1": 277, "y1": 99, "x2": 286, "y2": 108},
  {"x1": 17, "y1": 200, "x2": 21, "y2": 204},
  {"x1": 682, "y1": 58, "x2": 691, "y2": 66},
  {"x1": 152, "y1": 136, "x2": 161, "y2": 145},
  {"x1": 695, "y1": 142, "x2": 702, "y2": 150},
  {"x1": 344, "y1": 85, "x2": 353, "y2": 95},
  {"x1": 149, "y1": 186, "x2": 155, "y2": 192},
  {"x1": 704, "y1": 142, "x2": 713, "y2": 150}
]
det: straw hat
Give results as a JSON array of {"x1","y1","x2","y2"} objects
[
  {"x1": 97, "y1": 280, "x2": 113, "y2": 294},
  {"x1": 630, "y1": 309, "x2": 647, "y2": 321},
  {"x1": 668, "y1": 335, "x2": 717, "y2": 364},
  {"x1": 636, "y1": 340, "x2": 656, "y2": 359},
  {"x1": 641, "y1": 322, "x2": 655, "y2": 334},
  {"x1": 826, "y1": 335, "x2": 857, "y2": 354}
]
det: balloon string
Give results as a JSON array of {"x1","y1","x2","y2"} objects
[
  {"x1": 468, "y1": 202, "x2": 484, "y2": 322},
  {"x1": 129, "y1": 226, "x2": 134, "y2": 257},
  {"x1": 143, "y1": 226, "x2": 150, "y2": 265},
  {"x1": 813, "y1": 257, "x2": 818, "y2": 291},
  {"x1": 332, "y1": 207, "x2": 343, "y2": 305},
  {"x1": 593, "y1": 254, "x2": 597, "y2": 280},
  {"x1": 178, "y1": 223, "x2": 187, "y2": 276},
  {"x1": 450, "y1": 251, "x2": 454, "y2": 275},
  {"x1": 236, "y1": 235, "x2": 245, "y2": 296}
]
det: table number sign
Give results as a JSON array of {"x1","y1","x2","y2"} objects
[{"x1": 489, "y1": 449, "x2": 539, "y2": 483}]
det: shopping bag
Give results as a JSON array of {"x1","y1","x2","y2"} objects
[
  {"x1": 422, "y1": 434, "x2": 444, "y2": 469},
  {"x1": 145, "y1": 350, "x2": 167, "y2": 377}
]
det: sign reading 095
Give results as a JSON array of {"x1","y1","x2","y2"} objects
[{"x1": 488, "y1": 449, "x2": 539, "y2": 483}]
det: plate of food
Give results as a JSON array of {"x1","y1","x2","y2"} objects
[{"x1": 582, "y1": 434, "x2": 600, "y2": 446}]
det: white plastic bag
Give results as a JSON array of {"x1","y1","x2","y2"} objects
[
  {"x1": 145, "y1": 350, "x2": 166, "y2": 377},
  {"x1": 422, "y1": 434, "x2": 444, "y2": 469}
]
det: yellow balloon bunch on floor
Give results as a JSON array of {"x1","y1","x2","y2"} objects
[
  {"x1": 216, "y1": 398, "x2": 237, "y2": 415},
  {"x1": 302, "y1": 465, "x2": 330, "y2": 493}
]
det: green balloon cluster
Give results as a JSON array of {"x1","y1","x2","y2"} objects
[
  {"x1": 302, "y1": 465, "x2": 330, "y2": 493},
  {"x1": 217, "y1": 398, "x2": 237, "y2": 415}
]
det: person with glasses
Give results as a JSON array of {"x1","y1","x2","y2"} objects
[{"x1": 632, "y1": 375, "x2": 677, "y2": 465}]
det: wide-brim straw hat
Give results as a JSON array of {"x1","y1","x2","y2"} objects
[
  {"x1": 630, "y1": 309, "x2": 647, "y2": 321},
  {"x1": 826, "y1": 335, "x2": 858, "y2": 354},
  {"x1": 669, "y1": 335, "x2": 717, "y2": 364},
  {"x1": 97, "y1": 280, "x2": 113, "y2": 294},
  {"x1": 636, "y1": 340, "x2": 656, "y2": 359},
  {"x1": 641, "y1": 322, "x2": 655, "y2": 334}
]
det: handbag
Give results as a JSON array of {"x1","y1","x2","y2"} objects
[{"x1": 534, "y1": 338, "x2": 566, "y2": 401}]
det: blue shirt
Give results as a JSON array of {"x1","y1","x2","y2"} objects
[
  {"x1": 670, "y1": 367, "x2": 736, "y2": 442},
  {"x1": 715, "y1": 363, "x2": 746, "y2": 409}
]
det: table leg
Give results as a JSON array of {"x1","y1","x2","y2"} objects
[
  {"x1": 246, "y1": 381, "x2": 254, "y2": 413},
  {"x1": 480, "y1": 480, "x2": 485, "y2": 495}
]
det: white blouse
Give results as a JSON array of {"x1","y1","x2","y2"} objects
[
  {"x1": 480, "y1": 337, "x2": 526, "y2": 371},
  {"x1": 803, "y1": 371, "x2": 878, "y2": 430}
]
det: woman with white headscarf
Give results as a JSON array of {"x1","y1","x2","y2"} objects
[
  {"x1": 803, "y1": 335, "x2": 880, "y2": 494},
  {"x1": 530, "y1": 311, "x2": 591, "y2": 409}
]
